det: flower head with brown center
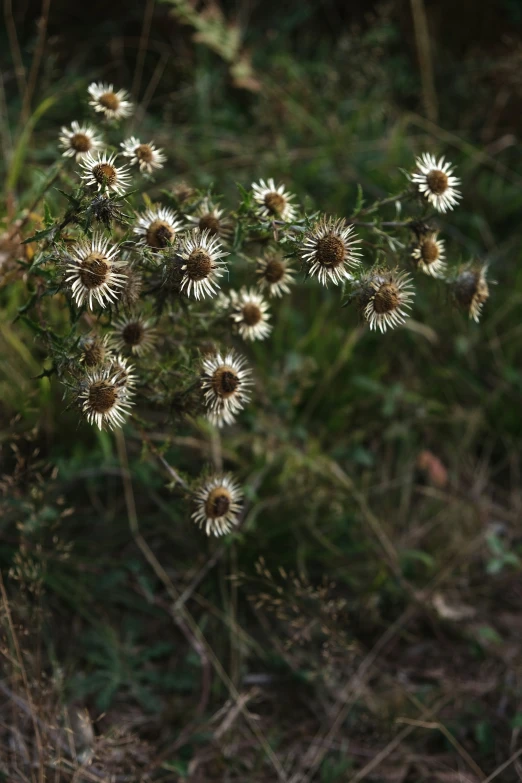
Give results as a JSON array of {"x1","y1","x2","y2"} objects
[
  {"x1": 134, "y1": 206, "x2": 184, "y2": 251},
  {"x1": 411, "y1": 153, "x2": 461, "y2": 213},
  {"x1": 185, "y1": 198, "x2": 233, "y2": 242},
  {"x1": 227, "y1": 287, "x2": 272, "y2": 341},
  {"x1": 256, "y1": 253, "x2": 295, "y2": 298},
  {"x1": 88, "y1": 82, "x2": 133, "y2": 121},
  {"x1": 79, "y1": 333, "x2": 112, "y2": 368},
  {"x1": 251, "y1": 179, "x2": 297, "y2": 222},
  {"x1": 59, "y1": 121, "x2": 104, "y2": 160},
  {"x1": 301, "y1": 216, "x2": 361, "y2": 286},
  {"x1": 179, "y1": 229, "x2": 228, "y2": 300},
  {"x1": 411, "y1": 231, "x2": 447, "y2": 278},
  {"x1": 192, "y1": 474, "x2": 243, "y2": 536},
  {"x1": 110, "y1": 313, "x2": 157, "y2": 356},
  {"x1": 452, "y1": 264, "x2": 490, "y2": 323},
  {"x1": 200, "y1": 350, "x2": 252, "y2": 427},
  {"x1": 65, "y1": 234, "x2": 127, "y2": 309},
  {"x1": 78, "y1": 365, "x2": 134, "y2": 430},
  {"x1": 360, "y1": 269, "x2": 415, "y2": 333},
  {"x1": 79, "y1": 152, "x2": 131, "y2": 196},
  {"x1": 120, "y1": 136, "x2": 166, "y2": 175}
]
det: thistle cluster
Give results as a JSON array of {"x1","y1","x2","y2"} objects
[{"x1": 20, "y1": 83, "x2": 492, "y2": 535}]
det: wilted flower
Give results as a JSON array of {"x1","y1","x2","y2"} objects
[
  {"x1": 227, "y1": 287, "x2": 272, "y2": 341},
  {"x1": 185, "y1": 198, "x2": 233, "y2": 241},
  {"x1": 120, "y1": 136, "x2": 166, "y2": 175},
  {"x1": 179, "y1": 229, "x2": 228, "y2": 300},
  {"x1": 192, "y1": 474, "x2": 243, "y2": 536},
  {"x1": 110, "y1": 313, "x2": 157, "y2": 356},
  {"x1": 411, "y1": 231, "x2": 447, "y2": 278},
  {"x1": 78, "y1": 366, "x2": 134, "y2": 430},
  {"x1": 65, "y1": 234, "x2": 127, "y2": 309},
  {"x1": 200, "y1": 350, "x2": 252, "y2": 427},
  {"x1": 411, "y1": 154, "x2": 461, "y2": 213},
  {"x1": 358, "y1": 269, "x2": 415, "y2": 333},
  {"x1": 252, "y1": 178, "x2": 297, "y2": 222},
  {"x1": 79, "y1": 333, "x2": 112, "y2": 368},
  {"x1": 133, "y1": 206, "x2": 183, "y2": 250},
  {"x1": 79, "y1": 152, "x2": 131, "y2": 196},
  {"x1": 256, "y1": 253, "x2": 295, "y2": 298},
  {"x1": 87, "y1": 82, "x2": 133, "y2": 121},
  {"x1": 301, "y1": 216, "x2": 361, "y2": 286},
  {"x1": 452, "y1": 264, "x2": 489, "y2": 322},
  {"x1": 59, "y1": 121, "x2": 104, "y2": 160}
]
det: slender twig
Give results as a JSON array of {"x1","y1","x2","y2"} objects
[
  {"x1": 132, "y1": 0, "x2": 155, "y2": 103},
  {"x1": 20, "y1": 0, "x2": 52, "y2": 125},
  {"x1": 0, "y1": 574, "x2": 45, "y2": 783},
  {"x1": 4, "y1": 0, "x2": 26, "y2": 97}
]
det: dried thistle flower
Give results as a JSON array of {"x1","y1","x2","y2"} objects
[
  {"x1": 452, "y1": 264, "x2": 490, "y2": 322},
  {"x1": 87, "y1": 82, "x2": 133, "y2": 121},
  {"x1": 78, "y1": 366, "x2": 134, "y2": 430},
  {"x1": 256, "y1": 253, "x2": 295, "y2": 298},
  {"x1": 411, "y1": 231, "x2": 447, "y2": 278},
  {"x1": 192, "y1": 474, "x2": 243, "y2": 536},
  {"x1": 65, "y1": 234, "x2": 127, "y2": 309},
  {"x1": 227, "y1": 287, "x2": 272, "y2": 341},
  {"x1": 185, "y1": 198, "x2": 233, "y2": 241},
  {"x1": 79, "y1": 333, "x2": 112, "y2": 368},
  {"x1": 357, "y1": 269, "x2": 414, "y2": 333},
  {"x1": 411, "y1": 153, "x2": 461, "y2": 213},
  {"x1": 179, "y1": 229, "x2": 228, "y2": 300},
  {"x1": 110, "y1": 313, "x2": 157, "y2": 356},
  {"x1": 200, "y1": 350, "x2": 252, "y2": 427},
  {"x1": 79, "y1": 152, "x2": 131, "y2": 196},
  {"x1": 133, "y1": 206, "x2": 183, "y2": 250},
  {"x1": 118, "y1": 267, "x2": 143, "y2": 309},
  {"x1": 59, "y1": 121, "x2": 104, "y2": 160},
  {"x1": 120, "y1": 136, "x2": 166, "y2": 175},
  {"x1": 251, "y1": 178, "x2": 297, "y2": 222},
  {"x1": 171, "y1": 181, "x2": 196, "y2": 204},
  {"x1": 301, "y1": 216, "x2": 361, "y2": 286}
]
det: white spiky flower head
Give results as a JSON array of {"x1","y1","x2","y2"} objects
[
  {"x1": 301, "y1": 216, "x2": 361, "y2": 286},
  {"x1": 120, "y1": 136, "x2": 166, "y2": 175},
  {"x1": 411, "y1": 153, "x2": 461, "y2": 213},
  {"x1": 228, "y1": 287, "x2": 272, "y2": 341},
  {"x1": 179, "y1": 229, "x2": 228, "y2": 300},
  {"x1": 201, "y1": 350, "x2": 252, "y2": 427},
  {"x1": 133, "y1": 206, "x2": 184, "y2": 250},
  {"x1": 360, "y1": 269, "x2": 415, "y2": 333},
  {"x1": 192, "y1": 474, "x2": 243, "y2": 537},
  {"x1": 110, "y1": 313, "x2": 157, "y2": 356},
  {"x1": 411, "y1": 231, "x2": 447, "y2": 278},
  {"x1": 256, "y1": 252, "x2": 295, "y2": 298},
  {"x1": 251, "y1": 178, "x2": 297, "y2": 222},
  {"x1": 452, "y1": 264, "x2": 489, "y2": 323},
  {"x1": 59, "y1": 121, "x2": 104, "y2": 160},
  {"x1": 65, "y1": 234, "x2": 127, "y2": 310},
  {"x1": 108, "y1": 354, "x2": 138, "y2": 391},
  {"x1": 79, "y1": 152, "x2": 131, "y2": 196},
  {"x1": 87, "y1": 82, "x2": 133, "y2": 121},
  {"x1": 185, "y1": 198, "x2": 233, "y2": 242},
  {"x1": 78, "y1": 365, "x2": 134, "y2": 430}
]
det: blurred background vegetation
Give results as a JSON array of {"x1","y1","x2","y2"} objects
[{"x1": 1, "y1": 0, "x2": 522, "y2": 780}]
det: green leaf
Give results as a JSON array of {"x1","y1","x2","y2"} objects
[{"x1": 22, "y1": 226, "x2": 55, "y2": 244}]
